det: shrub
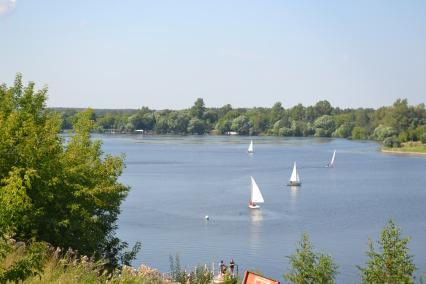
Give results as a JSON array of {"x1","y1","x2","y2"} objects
[{"x1": 383, "y1": 137, "x2": 401, "y2": 148}]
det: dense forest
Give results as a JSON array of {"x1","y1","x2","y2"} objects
[{"x1": 54, "y1": 98, "x2": 426, "y2": 147}]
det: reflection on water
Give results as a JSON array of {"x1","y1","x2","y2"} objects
[
  {"x1": 290, "y1": 186, "x2": 299, "y2": 211},
  {"x1": 249, "y1": 209, "x2": 263, "y2": 252},
  {"x1": 249, "y1": 209, "x2": 263, "y2": 224}
]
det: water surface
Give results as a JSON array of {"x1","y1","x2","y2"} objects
[{"x1": 99, "y1": 135, "x2": 426, "y2": 282}]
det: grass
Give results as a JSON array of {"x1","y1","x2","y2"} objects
[
  {"x1": 382, "y1": 141, "x2": 426, "y2": 154},
  {"x1": 1, "y1": 241, "x2": 166, "y2": 284},
  {"x1": 23, "y1": 257, "x2": 166, "y2": 284}
]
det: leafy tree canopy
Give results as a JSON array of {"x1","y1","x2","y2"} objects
[
  {"x1": 284, "y1": 233, "x2": 338, "y2": 284},
  {"x1": 0, "y1": 74, "x2": 137, "y2": 271},
  {"x1": 358, "y1": 220, "x2": 416, "y2": 284}
]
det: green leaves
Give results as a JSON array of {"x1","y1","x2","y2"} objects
[
  {"x1": 0, "y1": 168, "x2": 36, "y2": 233},
  {"x1": 0, "y1": 238, "x2": 47, "y2": 283},
  {"x1": 284, "y1": 233, "x2": 338, "y2": 284},
  {"x1": 358, "y1": 220, "x2": 416, "y2": 284},
  {"x1": 0, "y1": 75, "x2": 136, "y2": 276}
]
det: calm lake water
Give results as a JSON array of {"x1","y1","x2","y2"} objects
[{"x1": 98, "y1": 135, "x2": 426, "y2": 283}]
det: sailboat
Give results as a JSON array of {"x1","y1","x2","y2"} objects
[
  {"x1": 248, "y1": 176, "x2": 264, "y2": 209},
  {"x1": 287, "y1": 162, "x2": 301, "y2": 186},
  {"x1": 326, "y1": 150, "x2": 336, "y2": 168},
  {"x1": 247, "y1": 140, "x2": 254, "y2": 153}
]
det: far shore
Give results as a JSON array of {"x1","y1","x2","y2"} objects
[{"x1": 381, "y1": 148, "x2": 426, "y2": 156}]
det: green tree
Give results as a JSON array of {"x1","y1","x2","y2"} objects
[
  {"x1": 187, "y1": 117, "x2": 206, "y2": 134},
  {"x1": 290, "y1": 104, "x2": 305, "y2": 121},
  {"x1": 128, "y1": 107, "x2": 155, "y2": 131},
  {"x1": 351, "y1": 126, "x2": 368, "y2": 140},
  {"x1": 373, "y1": 125, "x2": 397, "y2": 141},
  {"x1": 231, "y1": 115, "x2": 252, "y2": 135},
  {"x1": 387, "y1": 99, "x2": 410, "y2": 132},
  {"x1": 0, "y1": 74, "x2": 137, "y2": 271},
  {"x1": 97, "y1": 112, "x2": 116, "y2": 130},
  {"x1": 358, "y1": 220, "x2": 416, "y2": 284},
  {"x1": 333, "y1": 122, "x2": 353, "y2": 138},
  {"x1": 278, "y1": 127, "x2": 294, "y2": 136},
  {"x1": 190, "y1": 98, "x2": 206, "y2": 119},
  {"x1": 167, "y1": 112, "x2": 190, "y2": 134},
  {"x1": 314, "y1": 115, "x2": 336, "y2": 137},
  {"x1": 284, "y1": 233, "x2": 338, "y2": 284},
  {"x1": 271, "y1": 102, "x2": 285, "y2": 123},
  {"x1": 154, "y1": 112, "x2": 170, "y2": 134},
  {"x1": 314, "y1": 100, "x2": 332, "y2": 116},
  {"x1": 215, "y1": 118, "x2": 233, "y2": 134}
]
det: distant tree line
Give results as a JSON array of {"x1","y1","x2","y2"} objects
[{"x1": 53, "y1": 98, "x2": 426, "y2": 146}]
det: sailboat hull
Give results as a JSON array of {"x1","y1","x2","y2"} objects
[
  {"x1": 287, "y1": 181, "x2": 301, "y2": 186},
  {"x1": 248, "y1": 204, "x2": 260, "y2": 209}
]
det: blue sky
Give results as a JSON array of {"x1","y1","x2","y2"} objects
[{"x1": 0, "y1": 0, "x2": 425, "y2": 109}]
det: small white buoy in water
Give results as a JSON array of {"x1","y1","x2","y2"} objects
[{"x1": 205, "y1": 215, "x2": 209, "y2": 220}]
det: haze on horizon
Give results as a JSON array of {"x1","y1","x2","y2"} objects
[{"x1": 0, "y1": 0, "x2": 425, "y2": 110}]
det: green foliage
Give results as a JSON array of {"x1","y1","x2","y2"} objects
[
  {"x1": 358, "y1": 220, "x2": 416, "y2": 284},
  {"x1": 187, "y1": 118, "x2": 206, "y2": 134},
  {"x1": 314, "y1": 115, "x2": 336, "y2": 137},
  {"x1": 271, "y1": 102, "x2": 285, "y2": 123},
  {"x1": 189, "y1": 265, "x2": 214, "y2": 284},
  {"x1": 351, "y1": 126, "x2": 368, "y2": 140},
  {"x1": 222, "y1": 272, "x2": 238, "y2": 284},
  {"x1": 383, "y1": 137, "x2": 401, "y2": 148},
  {"x1": 18, "y1": 244, "x2": 161, "y2": 284},
  {"x1": 215, "y1": 118, "x2": 233, "y2": 134},
  {"x1": 169, "y1": 254, "x2": 215, "y2": 284},
  {"x1": 421, "y1": 133, "x2": 426, "y2": 144},
  {"x1": 190, "y1": 98, "x2": 206, "y2": 119},
  {"x1": 52, "y1": 96, "x2": 425, "y2": 141},
  {"x1": 231, "y1": 115, "x2": 252, "y2": 135},
  {"x1": 333, "y1": 123, "x2": 353, "y2": 138},
  {"x1": 279, "y1": 127, "x2": 293, "y2": 137},
  {"x1": 283, "y1": 233, "x2": 338, "y2": 284},
  {"x1": 0, "y1": 237, "x2": 47, "y2": 283},
  {"x1": 0, "y1": 74, "x2": 138, "y2": 274},
  {"x1": 373, "y1": 125, "x2": 396, "y2": 140},
  {"x1": 169, "y1": 254, "x2": 186, "y2": 284},
  {"x1": 314, "y1": 100, "x2": 332, "y2": 116}
]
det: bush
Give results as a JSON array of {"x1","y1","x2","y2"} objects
[
  {"x1": 383, "y1": 137, "x2": 401, "y2": 148},
  {"x1": 0, "y1": 237, "x2": 47, "y2": 283}
]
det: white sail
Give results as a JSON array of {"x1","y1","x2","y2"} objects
[
  {"x1": 330, "y1": 150, "x2": 336, "y2": 167},
  {"x1": 250, "y1": 176, "x2": 264, "y2": 203},
  {"x1": 289, "y1": 162, "x2": 300, "y2": 183},
  {"x1": 248, "y1": 140, "x2": 254, "y2": 153}
]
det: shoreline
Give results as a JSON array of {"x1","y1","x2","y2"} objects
[{"x1": 381, "y1": 148, "x2": 426, "y2": 156}]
